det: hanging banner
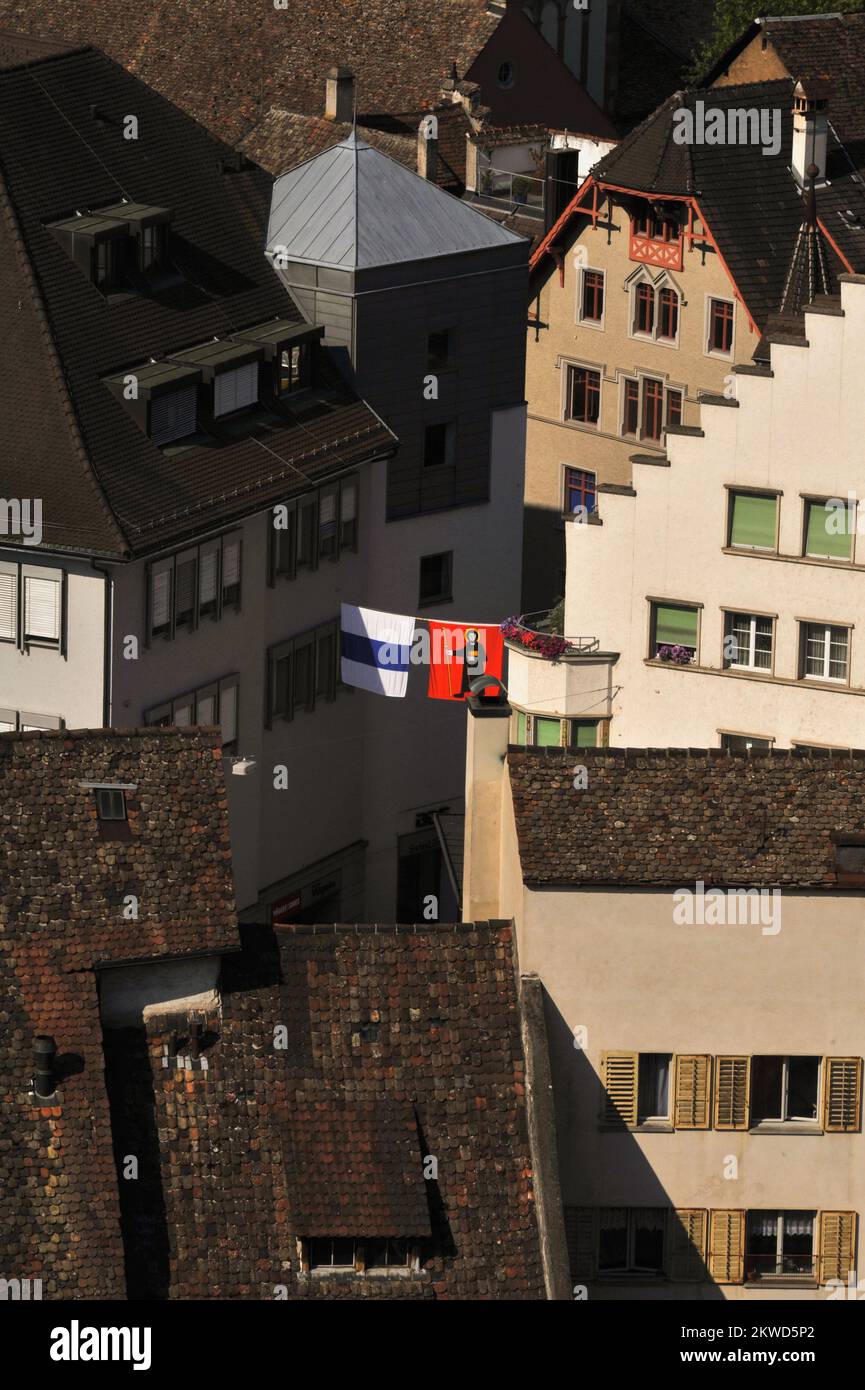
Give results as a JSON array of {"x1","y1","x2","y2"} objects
[
  {"x1": 426, "y1": 621, "x2": 504, "y2": 701},
  {"x1": 340, "y1": 603, "x2": 415, "y2": 697}
]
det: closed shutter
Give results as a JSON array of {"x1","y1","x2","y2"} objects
[
  {"x1": 196, "y1": 689, "x2": 216, "y2": 725},
  {"x1": 824, "y1": 1057, "x2": 862, "y2": 1132},
  {"x1": 563, "y1": 1207, "x2": 596, "y2": 1282},
  {"x1": 668, "y1": 1209, "x2": 708, "y2": 1282},
  {"x1": 805, "y1": 501, "x2": 852, "y2": 560},
  {"x1": 219, "y1": 681, "x2": 238, "y2": 745},
  {"x1": 199, "y1": 546, "x2": 219, "y2": 614},
  {"x1": 601, "y1": 1051, "x2": 638, "y2": 1127},
  {"x1": 729, "y1": 492, "x2": 776, "y2": 549},
  {"x1": 222, "y1": 537, "x2": 240, "y2": 602},
  {"x1": 714, "y1": 1056, "x2": 750, "y2": 1129},
  {"x1": 707, "y1": 1210, "x2": 745, "y2": 1284},
  {"x1": 0, "y1": 570, "x2": 16, "y2": 641},
  {"x1": 172, "y1": 694, "x2": 193, "y2": 726},
  {"x1": 151, "y1": 386, "x2": 197, "y2": 445},
  {"x1": 214, "y1": 362, "x2": 258, "y2": 417},
  {"x1": 24, "y1": 576, "x2": 60, "y2": 641},
  {"x1": 175, "y1": 553, "x2": 196, "y2": 625},
  {"x1": 654, "y1": 604, "x2": 698, "y2": 648},
  {"x1": 674, "y1": 1055, "x2": 711, "y2": 1129},
  {"x1": 818, "y1": 1211, "x2": 856, "y2": 1284},
  {"x1": 151, "y1": 563, "x2": 172, "y2": 633}
]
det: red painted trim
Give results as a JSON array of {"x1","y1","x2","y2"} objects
[
  {"x1": 818, "y1": 219, "x2": 855, "y2": 275},
  {"x1": 597, "y1": 182, "x2": 693, "y2": 203}
]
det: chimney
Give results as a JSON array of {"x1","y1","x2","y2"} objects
[
  {"x1": 417, "y1": 116, "x2": 438, "y2": 182},
  {"x1": 792, "y1": 78, "x2": 829, "y2": 186},
  {"x1": 33, "y1": 1035, "x2": 57, "y2": 1099},
  {"x1": 325, "y1": 65, "x2": 355, "y2": 123},
  {"x1": 462, "y1": 681, "x2": 510, "y2": 921}
]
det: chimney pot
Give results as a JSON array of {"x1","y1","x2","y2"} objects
[
  {"x1": 792, "y1": 78, "x2": 829, "y2": 186},
  {"x1": 325, "y1": 65, "x2": 355, "y2": 123},
  {"x1": 417, "y1": 117, "x2": 438, "y2": 182},
  {"x1": 33, "y1": 1035, "x2": 57, "y2": 1099}
]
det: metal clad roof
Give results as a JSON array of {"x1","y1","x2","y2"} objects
[{"x1": 268, "y1": 132, "x2": 522, "y2": 270}]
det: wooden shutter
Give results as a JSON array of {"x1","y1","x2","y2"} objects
[
  {"x1": 714, "y1": 1056, "x2": 750, "y2": 1130},
  {"x1": 818, "y1": 1211, "x2": 856, "y2": 1284},
  {"x1": 824, "y1": 1058, "x2": 862, "y2": 1132},
  {"x1": 24, "y1": 576, "x2": 60, "y2": 641},
  {"x1": 0, "y1": 569, "x2": 16, "y2": 641},
  {"x1": 668, "y1": 1209, "x2": 708, "y2": 1282},
  {"x1": 707, "y1": 1210, "x2": 744, "y2": 1284},
  {"x1": 674, "y1": 1055, "x2": 711, "y2": 1129},
  {"x1": 601, "y1": 1051, "x2": 638, "y2": 1127},
  {"x1": 563, "y1": 1207, "x2": 596, "y2": 1282}
]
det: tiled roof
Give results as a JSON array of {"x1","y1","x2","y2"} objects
[
  {"x1": 0, "y1": 728, "x2": 238, "y2": 1300},
  {"x1": 509, "y1": 747, "x2": 865, "y2": 889},
  {"x1": 0, "y1": 6, "x2": 500, "y2": 144},
  {"x1": 570, "y1": 80, "x2": 863, "y2": 330},
  {"x1": 108, "y1": 922, "x2": 548, "y2": 1300},
  {"x1": 0, "y1": 44, "x2": 395, "y2": 558},
  {"x1": 240, "y1": 102, "x2": 470, "y2": 191}
]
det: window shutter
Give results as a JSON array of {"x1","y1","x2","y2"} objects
[
  {"x1": 199, "y1": 546, "x2": 219, "y2": 611},
  {"x1": 214, "y1": 362, "x2": 258, "y2": 417},
  {"x1": 172, "y1": 695, "x2": 193, "y2": 726},
  {"x1": 24, "y1": 576, "x2": 60, "y2": 641},
  {"x1": 707, "y1": 1210, "x2": 744, "y2": 1284},
  {"x1": 668, "y1": 1209, "x2": 708, "y2": 1282},
  {"x1": 654, "y1": 604, "x2": 698, "y2": 648},
  {"x1": 714, "y1": 1056, "x2": 750, "y2": 1130},
  {"x1": 196, "y1": 689, "x2": 216, "y2": 725},
  {"x1": 219, "y1": 681, "x2": 238, "y2": 745},
  {"x1": 674, "y1": 1055, "x2": 711, "y2": 1129},
  {"x1": 601, "y1": 1051, "x2": 638, "y2": 1127},
  {"x1": 818, "y1": 1211, "x2": 856, "y2": 1284},
  {"x1": 151, "y1": 386, "x2": 197, "y2": 445},
  {"x1": 824, "y1": 1057, "x2": 862, "y2": 1132},
  {"x1": 222, "y1": 537, "x2": 241, "y2": 601},
  {"x1": 806, "y1": 501, "x2": 852, "y2": 560},
  {"x1": 730, "y1": 492, "x2": 776, "y2": 549},
  {"x1": 0, "y1": 570, "x2": 16, "y2": 641},
  {"x1": 151, "y1": 565, "x2": 172, "y2": 631},
  {"x1": 563, "y1": 1207, "x2": 596, "y2": 1282}
]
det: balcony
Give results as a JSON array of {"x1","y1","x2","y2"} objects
[{"x1": 503, "y1": 612, "x2": 617, "y2": 720}]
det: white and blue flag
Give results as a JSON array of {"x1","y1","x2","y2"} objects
[{"x1": 340, "y1": 603, "x2": 415, "y2": 697}]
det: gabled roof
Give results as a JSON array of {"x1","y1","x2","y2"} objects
[
  {"x1": 0, "y1": 44, "x2": 395, "y2": 558},
  {"x1": 509, "y1": 747, "x2": 865, "y2": 889},
  {"x1": 532, "y1": 79, "x2": 862, "y2": 334},
  {"x1": 0, "y1": 6, "x2": 501, "y2": 143},
  {"x1": 703, "y1": 11, "x2": 865, "y2": 115},
  {"x1": 268, "y1": 131, "x2": 524, "y2": 270},
  {"x1": 0, "y1": 727, "x2": 238, "y2": 1300}
]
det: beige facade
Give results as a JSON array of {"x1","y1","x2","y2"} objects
[
  {"x1": 523, "y1": 182, "x2": 756, "y2": 608},
  {"x1": 514, "y1": 275, "x2": 865, "y2": 752},
  {"x1": 463, "y1": 714, "x2": 864, "y2": 1299}
]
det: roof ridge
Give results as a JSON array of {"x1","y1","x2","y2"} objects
[{"x1": 0, "y1": 140, "x2": 129, "y2": 557}]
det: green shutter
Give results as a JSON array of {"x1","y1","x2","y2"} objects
[
  {"x1": 654, "y1": 605, "x2": 698, "y2": 647},
  {"x1": 730, "y1": 493, "x2": 776, "y2": 549},
  {"x1": 572, "y1": 720, "x2": 599, "y2": 748},
  {"x1": 535, "y1": 717, "x2": 562, "y2": 747},
  {"x1": 515, "y1": 711, "x2": 527, "y2": 744},
  {"x1": 805, "y1": 501, "x2": 852, "y2": 560}
]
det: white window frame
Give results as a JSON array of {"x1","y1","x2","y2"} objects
[
  {"x1": 636, "y1": 1053, "x2": 672, "y2": 1125},
  {"x1": 723, "y1": 611, "x2": 774, "y2": 672},
  {"x1": 22, "y1": 566, "x2": 62, "y2": 647},
  {"x1": 751, "y1": 1056, "x2": 821, "y2": 1126},
  {"x1": 746, "y1": 1211, "x2": 815, "y2": 1281},
  {"x1": 599, "y1": 1208, "x2": 667, "y2": 1277},
  {"x1": 801, "y1": 622, "x2": 850, "y2": 683}
]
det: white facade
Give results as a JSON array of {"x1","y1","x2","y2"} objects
[{"x1": 510, "y1": 275, "x2": 865, "y2": 751}]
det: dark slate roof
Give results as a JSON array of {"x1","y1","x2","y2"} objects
[
  {"x1": 106, "y1": 922, "x2": 547, "y2": 1299},
  {"x1": 0, "y1": 728, "x2": 238, "y2": 1300},
  {"x1": 0, "y1": 43, "x2": 395, "y2": 558},
  {"x1": 586, "y1": 79, "x2": 862, "y2": 331},
  {"x1": 509, "y1": 747, "x2": 865, "y2": 889},
  {"x1": 0, "y1": 6, "x2": 500, "y2": 144}
]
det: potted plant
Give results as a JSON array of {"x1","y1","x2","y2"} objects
[{"x1": 512, "y1": 175, "x2": 531, "y2": 205}]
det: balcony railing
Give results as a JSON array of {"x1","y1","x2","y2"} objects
[{"x1": 501, "y1": 611, "x2": 600, "y2": 659}]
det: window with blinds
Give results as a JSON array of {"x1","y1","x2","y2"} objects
[
  {"x1": 24, "y1": 575, "x2": 61, "y2": 644},
  {"x1": 804, "y1": 499, "x2": 853, "y2": 561},
  {"x1": 0, "y1": 568, "x2": 17, "y2": 642},
  {"x1": 144, "y1": 675, "x2": 239, "y2": 749},
  {"x1": 150, "y1": 386, "x2": 197, "y2": 446},
  {"x1": 266, "y1": 619, "x2": 340, "y2": 724},
  {"x1": 147, "y1": 532, "x2": 241, "y2": 640},
  {"x1": 268, "y1": 476, "x2": 359, "y2": 585},
  {"x1": 213, "y1": 362, "x2": 258, "y2": 418},
  {"x1": 728, "y1": 491, "x2": 778, "y2": 550},
  {"x1": 650, "y1": 602, "x2": 698, "y2": 659}
]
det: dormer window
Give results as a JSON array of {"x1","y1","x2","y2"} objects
[
  {"x1": 168, "y1": 340, "x2": 263, "y2": 419},
  {"x1": 48, "y1": 202, "x2": 172, "y2": 294},
  {"x1": 93, "y1": 237, "x2": 121, "y2": 292},
  {"x1": 231, "y1": 319, "x2": 323, "y2": 399},
  {"x1": 139, "y1": 223, "x2": 165, "y2": 272},
  {"x1": 214, "y1": 362, "x2": 258, "y2": 417}
]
